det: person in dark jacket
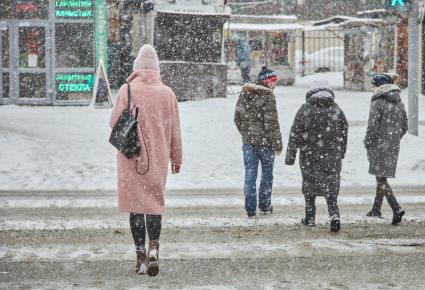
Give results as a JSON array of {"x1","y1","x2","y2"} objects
[
  {"x1": 285, "y1": 80, "x2": 348, "y2": 232},
  {"x1": 234, "y1": 66, "x2": 283, "y2": 218},
  {"x1": 365, "y1": 73, "x2": 408, "y2": 225},
  {"x1": 234, "y1": 35, "x2": 253, "y2": 84}
]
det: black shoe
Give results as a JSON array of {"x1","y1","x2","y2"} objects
[
  {"x1": 330, "y1": 217, "x2": 341, "y2": 232},
  {"x1": 392, "y1": 209, "x2": 405, "y2": 225},
  {"x1": 259, "y1": 205, "x2": 273, "y2": 215},
  {"x1": 247, "y1": 211, "x2": 256, "y2": 219},
  {"x1": 366, "y1": 209, "x2": 382, "y2": 218},
  {"x1": 301, "y1": 217, "x2": 315, "y2": 226}
]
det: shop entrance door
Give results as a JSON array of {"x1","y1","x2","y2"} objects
[
  {"x1": 9, "y1": 21, "x2": 51, "y2": 104},
  {"x1": 0, "y1": 22, "x2": 9, "y2": 104}
]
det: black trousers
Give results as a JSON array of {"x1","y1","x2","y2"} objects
[
  {"x1": 373, "y1": 177, "x2": 401, "y2": 212},
  {"x1": 241, "y1": 67, "x2": 251, "y2": 84},
  {"x1": 129, "y1": 213, "x2": 162, "y2": 251},
  {"x1": 305, "y1": 194, "x2": 340, "y2": 220}
]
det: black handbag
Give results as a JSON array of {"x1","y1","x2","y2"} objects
[{"x1": 109, "y1": 84, "x2": 141, "y2": 159}]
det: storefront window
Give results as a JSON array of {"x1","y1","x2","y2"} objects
[
  {"x1": 1, "y1": 30, "x2": 8, "y2": 68},
  {"x1": 19, "y1": 27, "x2": 45, "y2": 68},
  {"x1": 55, "y1": 73, "x2": 94, "y2": 100},
  {"x1": 266, "y1": 32, "x2": 289, "y2": 66},
  {"x1": 55, "y1": 23, "x2": 94, "y2": 68},
  {"x1": 14, "y1": 0, "x2": 49, "y2": 19},
  {"x1": 1, "y1": 29, "x2": 9, "y2": 99},
  {"x1": 0, "y1": 1, "x2": 12, "y2": 19},
  {"x1": 2, "y1": 73, "x2": 9, "y2": 98},
  {"x1": 19, "y1": 73, "x2": 45, "y2": 98}
]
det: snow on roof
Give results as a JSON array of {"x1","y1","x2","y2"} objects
[
  {"x1": 232, "y1": 14, "x2": 298, "y2": 21},
  {"x1": 357, "y1": 9, "x2": 388, "y2": 16},
  {"x1": 308, "y1": 15, "x2": 385, "y2": 31},
  {"x1": 312, "y1": 15, "x2": 384, "y2": 26},
  {"x1": 156, "y1": 9, "x2": 229, "y2": 16},
  {"x1": 225, "y1": 22, "x2": 303, "y2": 31}
]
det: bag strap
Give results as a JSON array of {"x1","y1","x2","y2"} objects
[{"x1": 127, "y1": 83, "x2": 131, "y2": 111}]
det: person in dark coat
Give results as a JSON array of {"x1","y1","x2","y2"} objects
[
  {"x1": 234, "y1": 66, "x2": 282, "y2": 218},
  {"x1": 365, "y1": 73, "x2": 408, "y2": 225},
  {"x1": 234, "y1": 35, "x2": 253, "y2": 84},
  {"x1": 285, "y1": 80, "x2": 348, "y2": 232}
]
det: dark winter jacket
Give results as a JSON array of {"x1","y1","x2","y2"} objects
[
  {"x1": 285, "y1": 87, "x2": 348, "y2": 196},
  {"x1": 364, "y1": 84, "x2": 408, "y2": 178},
  {"x1": 234, "y1": 83, "x2": 283, "y2": 152}
]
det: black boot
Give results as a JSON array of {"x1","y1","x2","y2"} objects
[
  {"x1": 392, "y1": 208, "x2": 405, "y2": 225},
  {"x1": 366, "y1": 195, "x2": 383, "y2": 217},
  {"x1": 330, "y1": 215, "x2": 341, "y2": 232},
  {"x1": 303, "y1": 195, "x2": 316, "y2": 226},
  {"x1": 384, "y1": 186, "x2": 404, "y2": 225},
  {"x1": 386, "y1": 194, "x2": 404, "y2": 225}
]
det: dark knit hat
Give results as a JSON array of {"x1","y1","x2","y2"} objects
[
  {"x1": 371, "y1": 74, "x2": 393, "y2": 87},
  {"x1": 257, "y1": 65, "x2": 278, "y2": 83}
]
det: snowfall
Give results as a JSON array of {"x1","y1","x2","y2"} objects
[{"x1": 1, "y1": 72, "x2": 424, "y2": 191}]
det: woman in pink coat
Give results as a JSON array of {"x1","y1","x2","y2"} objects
[{"x1": 109, "y1": 44, "x2": 182, "y2": 276}]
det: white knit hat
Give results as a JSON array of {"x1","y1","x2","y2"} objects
[{"x1": 132, "y1": 44, "x2": 160, "y2": 72}]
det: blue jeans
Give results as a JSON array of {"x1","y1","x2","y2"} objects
[{"x1": 242, "y1": 144, "x2": 275, "y2": 216}]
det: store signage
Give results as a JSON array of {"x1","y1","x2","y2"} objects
[
  {"x1": 15, "y1": 0, "x2": 38, "y2": 13},
  {"x1": 390, "y1": 0, "x2": 405, "y2": 6},
  {"x1": 55, "y1": 0, "x2": 93, "y2": 18},
  {"x1": 56, "y1": 73, "x2": 94, "y2": 93}
]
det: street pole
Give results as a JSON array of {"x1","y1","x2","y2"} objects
[{"x1": 408, "y1": 0, "x2": 419, "y2": 135}]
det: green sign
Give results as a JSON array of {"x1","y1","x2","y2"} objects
[
  {"x1": 391, "y1": 0, "x2": 405, "y2": 6},
  {"x1": 55, "y1": 0, "x2": 93, "y2": 18},
  {"x1": 56, "y1": 73, "x2": 94, "y2": 93}
]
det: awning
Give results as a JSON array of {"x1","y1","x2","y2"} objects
[{"x1": 225, "y1": 23, "x2": 303, "y2": 31}]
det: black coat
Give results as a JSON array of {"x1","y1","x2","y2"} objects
[
  {"x1": 364, "y1": 84, "x2": 408, "y2": 178},
  {"x1": 285, "y1": 88, "x2": 348, "y2": 196}
]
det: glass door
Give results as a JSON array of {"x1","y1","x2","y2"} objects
[
  {"x1": 15, "y1": 22, "x2": 51, "y2": 104},
  {"x1": 0, "y1": 22, "x2": 9, "y2": 104}
]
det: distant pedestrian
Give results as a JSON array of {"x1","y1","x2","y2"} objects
[
  {"x1": 365, "y1": 73, "x2": 407, "y2": 225},
  {"x1": 234, "y1": 66, "x2": 282, "y2": 218},
  {"x1": 109, "y1": 44, "x2": 182, "y2": 276},
  {"x1": 234, "y1": 35, "x2": 253, "y2": 84},
  {"x1": 285, "y1": 80, "x2": 348, "y2": 232}
]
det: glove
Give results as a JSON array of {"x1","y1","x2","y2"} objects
[
  {"x1": 285, "y1": 155, "x2": 295, "y2": 165},
  {"x1": 172, "y1": 164, "x2": 180, "y2": 174}
]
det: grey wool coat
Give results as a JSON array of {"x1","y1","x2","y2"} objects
[
  {"x1": 364, "y1": 84, "x2": 408, "y2": 178},
  {"x1": 285, "y1": 87, "x2": 348, "y2": 197},
  {"x1": 234, "y1": 83, "x2": 283, "y2": 152}
]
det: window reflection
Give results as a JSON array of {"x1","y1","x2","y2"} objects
[
  {"x1": 55, "y1": 23, "x2": 94, "y2": 68},
  {"x1": 19, "y1": 73, "x2": 45, "y2": 98},
  {"x1": 0, "y1": 1, "x2": 12, "y2": 19},
  {"x1": 1, "y1": 30, "x2": 8, "y2": 68},
  {"x1": 19, "y1": 27, "x2": 45, "y2": 68},
  {"x1": 2, "y1": 73, "x2": 9, "y2": 98}
]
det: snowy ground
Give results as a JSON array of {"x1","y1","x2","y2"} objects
[
  {"x1": 1, "y1": 189, "x2": 425, "y2": 289},
  {"x1": 1, "y1": 75, "x2": 425, "y2": 288},
  {"x1": 0, "y1": 74, "x2": 424, "y2": 191}
]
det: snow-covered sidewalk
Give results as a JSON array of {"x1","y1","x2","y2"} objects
[{"x1": 0, "y1": 83, "x2": 424, "y2": 191}]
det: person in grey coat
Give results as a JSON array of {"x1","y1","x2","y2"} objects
[
  {"x1": 365, "y1": 73, "x2": 408, "y2": 225},
  {"x1": 285, "y1": 80, "x2": 348, "y2": 232}
]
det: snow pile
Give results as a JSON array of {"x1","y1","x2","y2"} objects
[{"x1": 0, "y1": 82, "x2": 424, "y2": 191}]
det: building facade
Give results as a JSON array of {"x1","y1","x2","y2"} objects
[{"x1": 0, "y1": 0, "x2": 107, "y2": 105}]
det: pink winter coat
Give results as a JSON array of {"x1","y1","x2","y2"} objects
[{"x1": 109, "y1": 69, "x2": 182, "y2": 215}]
